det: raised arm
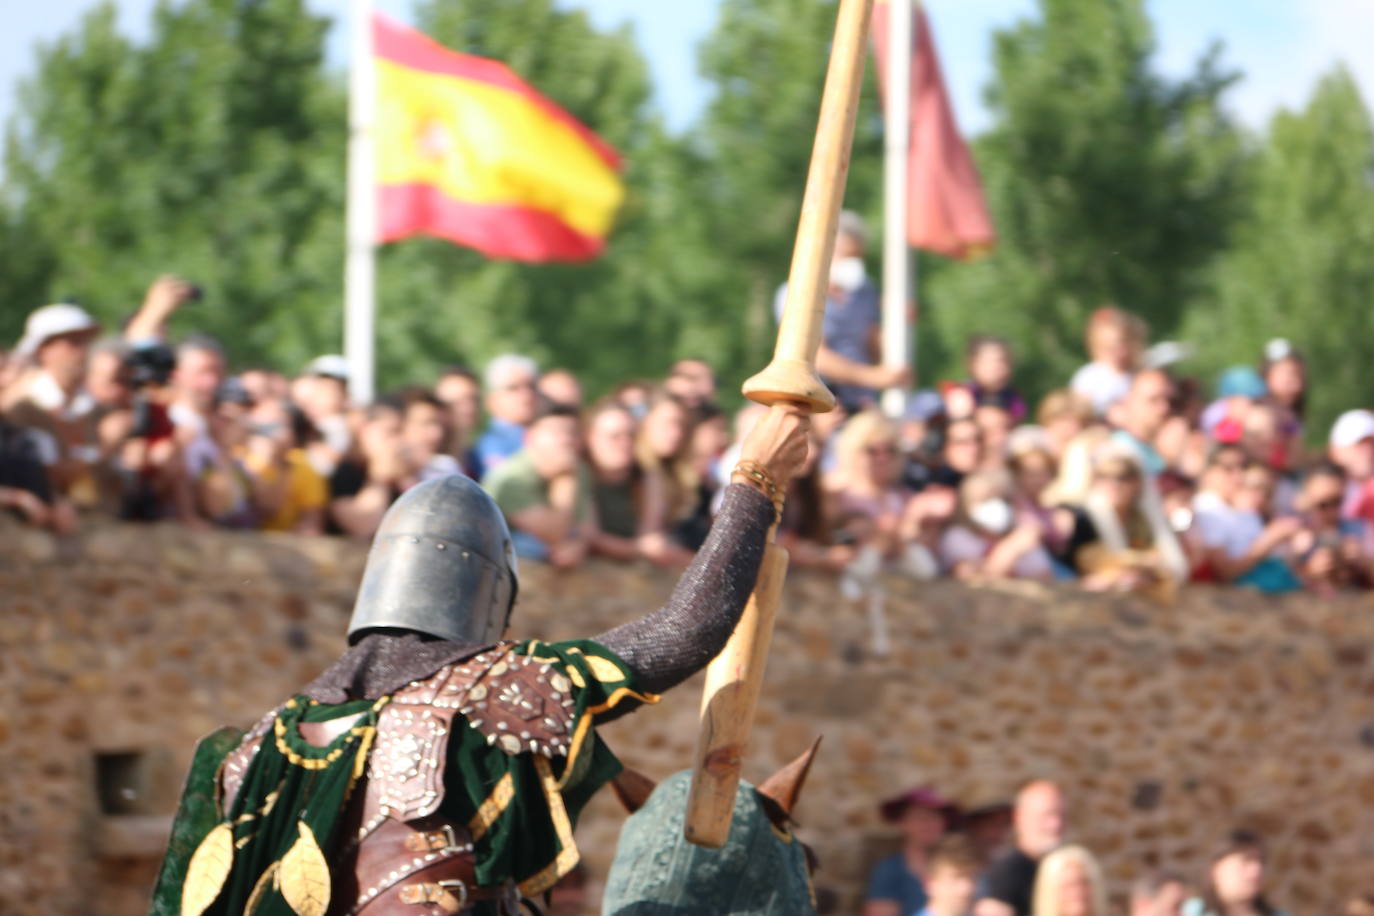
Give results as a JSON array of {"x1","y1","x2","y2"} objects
[{"x1": 595, "y1": 407, "x2": 810, "y2": 699}]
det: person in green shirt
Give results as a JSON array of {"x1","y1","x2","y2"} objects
[
  {"x1": 483, "y1": 404, "x2": 596, "y2": 569},
  {"x1": 151, "y1": 405, "x2": 810, "y2": 915}
]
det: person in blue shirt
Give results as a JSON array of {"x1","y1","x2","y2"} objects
[
  {"x1": 774, "y1": 211, "x2": 909, "y2": 413},
  {"x1": 473, "y1": 353, "x2": 540, "y2": 478},
  {"x1": 864, "y1": 786, "x2": 959, "y2": 916}
]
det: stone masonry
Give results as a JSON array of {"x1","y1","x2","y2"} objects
[{"x1": 1, "y1": 518, "x2": 1372, "y2": 914}]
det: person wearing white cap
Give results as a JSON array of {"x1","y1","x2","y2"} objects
[
  {"x1": 298, "y1": 355, "x2": 352, "y2": 477},
  {"x1": 1329, "y1": 409, "x2": 1374, "y2": 519},
  {"x1": 4, "y1": 302, "x2": 104, "y2": 495}
]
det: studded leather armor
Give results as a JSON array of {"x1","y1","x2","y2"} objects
[{"x1": 219, "y1": 644, "x2": 576, "y2": 915}]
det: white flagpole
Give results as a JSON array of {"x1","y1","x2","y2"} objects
[
  {"x1": 880, "y1": 0, "x2": 913, "y2": 419},
  {"x1": 345, "y1": 0, "x2": 377, "y2": 404}
]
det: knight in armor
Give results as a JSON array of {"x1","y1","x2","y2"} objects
[{"x1": 150, "y1": 406, "x2": 810, "y2": 915}]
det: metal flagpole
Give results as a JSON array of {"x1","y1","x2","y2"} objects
[
  {"x1": 345, "y1": 0, "x2": 378, "y2": 404},
  {"x1": 880, "y1": 0, "x2": 913, "y2": 419}
]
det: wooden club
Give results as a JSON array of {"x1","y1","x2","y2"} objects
[{"x1": 683, "y1": 0, "x2": 875, "y2": 848}]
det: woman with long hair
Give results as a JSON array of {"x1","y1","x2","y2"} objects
[
  {"x1": 1182, "y1": 829, "x2": 1288, "y2": 916},
  {"x1": 585, "y1": 399, "x2": 691, "y2": 567},
  {"x1": 634, "y1": 392, "x2": 701, "y2": 547},
  {"x1": 1031, "y1": 845, "x2": 1108, "y2": 916},
  {"x1": 1055, "y1": 440, "x2": 1189, "y2": 598}
]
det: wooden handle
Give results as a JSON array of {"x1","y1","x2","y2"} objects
[
  {"x1": 684, "y1": 542, "x2": 789, "y2": 848},
  {"x1": 742, "y1": 0, "x2": 875, "y2": 414},
  {"x1": 684, "y1": 0, "x2": 874, "y2": 848}
]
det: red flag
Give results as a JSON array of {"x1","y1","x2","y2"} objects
[{"x1": 872, "y1": 3, "x2": 995, "y2": 259}]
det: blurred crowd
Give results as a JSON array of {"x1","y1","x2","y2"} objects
[
  {"x1": 4, "y1": 216, "x2": 1374, "y2": 600},
  {"x1": 859, "y1": 777, "x2": 1374, "y2": 916}
]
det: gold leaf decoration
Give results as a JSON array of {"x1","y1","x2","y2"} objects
[
  {"x1": 279, "y1": 821, "x2": 331, "y2": 916},
  {"x1": 583, "y1": 655, "x2": 625, "y2": 685},
  {"x1": 181, "y1": 822, "x2": 234, "y2": 916}
]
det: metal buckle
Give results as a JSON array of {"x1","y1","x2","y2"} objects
[
  {"x1": 438, "y1": 879, "x2": 469, "y2": 910},
  {"x1": 438, "y1": 824, "x2": 462, "y2": 853}
]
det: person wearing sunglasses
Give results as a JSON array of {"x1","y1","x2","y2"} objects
[{"x1": 1289, "y1": 463, "x2": 1372, "y2": 593}]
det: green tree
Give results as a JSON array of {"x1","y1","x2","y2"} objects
[
  {"x1": 1, "y1": 0, "x2": 344, "y2": 370},
  {"x1": 1186, "y1": 67, "x2": 1374, "y2": 437},
  {"x1": 692, "y1": 0, "x2": 886, "y2": 381},
  {"x1": 918, "y1": 0, "x2": 1244, "y2": 394}
]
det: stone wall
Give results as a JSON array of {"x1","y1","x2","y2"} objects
[{"x1": 2, "y1": 519, "x2": 1373, "y2": 914}]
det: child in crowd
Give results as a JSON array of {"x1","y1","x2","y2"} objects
[
  {"x1": 964, "y1": 336, "x2": 1027, "y2": 423},
  {"x1": 915, "y1": 835, "x2": 982, "y2": 916},
  {"x1": 1070, "y1": 307, "x2": 1147, "y2": 416}
]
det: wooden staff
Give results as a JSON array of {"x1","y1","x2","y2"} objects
[{"x1": 684, "y1": 0, "x2": 875, "y2": 848}]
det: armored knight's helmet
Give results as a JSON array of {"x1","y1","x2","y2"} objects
[{"x1": 347, "y1": 474, "x2": 518, "y2": 645}]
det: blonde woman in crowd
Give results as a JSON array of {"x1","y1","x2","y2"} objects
[
  {"x1": 1031, "y1": 845, "x2": 1108, "y2": 916},
  {"x1": 1049, "y1": 434, "x2": 1188, "y2": 598},
  {"x1": 633, "y1": 392, "x2": 699, "y2": 540}
]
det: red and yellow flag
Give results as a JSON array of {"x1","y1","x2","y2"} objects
[{"x1": 374, "y1": 14, "x2": 625, "y2": 261}]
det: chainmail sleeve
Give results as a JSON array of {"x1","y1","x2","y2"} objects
[{"x1": 595, "y1": 483, "x2": 774, "y2": 707}]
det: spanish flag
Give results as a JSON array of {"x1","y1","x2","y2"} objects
[{"x1": 374, "y1": 14, "x2": 625, "y2": 261}]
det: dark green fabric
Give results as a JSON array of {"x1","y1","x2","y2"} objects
[
  {"x1": 210, "y1": 696, "x2": 379, "y2": 914},
  {"x1": 440, "y1": 639, "x2": 648, "y2": 895},
  {"x1": 149, "y1": 727, "x2": 245, "y2": 916},
  {"x1": 151, "y1": 639, "x2": 646, "y2": 915}
]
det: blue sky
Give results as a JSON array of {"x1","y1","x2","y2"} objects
[{"x1": 1, "y1": 0, "x2": 1371, "y2": 141}]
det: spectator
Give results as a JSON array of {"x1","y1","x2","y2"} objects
[
  {"x1": 975, "y1": 404, "x2": 1016, "y2": 467},
  {"x1": 0, "y1": 414, "x2": 72, "y2": 532},
  {"x1": 482, "y1": 404, "x2": 594, "y2": 567},
  {"x1": 1009, "y1": 440, "x2": 1064, "y2": 556},
  {"x1": 538, "y1": 367, "x2": 583, "y2": 409},
  {"x1": 827, "y1": 410, "x2": 911, "y2": 557},
  {"x1": 117, "y1": 342, "x2": 193, "y2": 522},
  {"x1": 1109, "y1": 369, "x2": 1175, "y2": 477},
  {"x1": 435, "y1": 365, "x2": 482, "y2": 467},
  {"x1": 1036, "y1": 391, "x2": 1095, "y2": 462},
  {"x1": 1192, "y1": 448, "x2": 1302, "y2": 592},
  {"x1": 1132, "y1": 871, "x2": 1187, "y2": 916},
  {"x1": 1290, "y1": 463, "x2": 1370, "y2": 592},
  {"x1": 86, "y1": 338, "x2": 132, "y2": 412},
  {"x1": 610, "y1": 378, "x2": 656, "y2": 420},
  {"x1": 1345, "y1": 895, "x2": 1374, "y2": 916},
  {"x1": 865, "y1": 786, "x2": 959, "y2": 916},
  {"x1": 1058, "y1": 444, "x2": 1188, "y2": 597},
  {"x1": 399, "y1": 389, "x2": 463, "y2": 481},
  {"x1": 931, "y1": 417, "x2": 986, "y2": 490},
  {"x1": 1328, "y1": 409, "x2": 1374, "y2": 522},
  {"x1": 938, "y1": 469, "x2": 1054, "y2": 581},
  {"x1": 635, "y1": 392, "x2": 701, "y2": 547},
  {"x1": 328, "y1": 400, "x2": 408, "y2": 538},
  {"x1": 474, "y1": 353, "x2": 540, "y2": 476},
  {"x1": 976, "y1": 780, "x2": 1067, "y2": 916},
  {"x1": 239, "y1": 367, "x2": 288, "y2": 404},
  {"x1": 777, "y1": 429, "x2": 855, "y2": 572},
  {"x1": 170, "y1": 334, "x2": 229, "y2": 504},
  {"x1": 242, "y1": 399, "x2": 326, "y2": 535},
  {"x1": 584, "y1": 400, "x2": 691, "y2": 567},
  {"x1": 917, "y1": 835, "x2": 984, "y2": 916},
  {"x1": 1182, "y1": 829, "x2": 1288, "y2": 916},
  {"x1": 665, "y1": 357, "x2": 718, "y2": 408},
  {"x1": 1030, "y1": 846, "x2": 1107, "y2": 916},
  {"x1": 965, "y1": 336, "x2": 1027, "y2": 422},
  {"x1": 1071, "y1": 306, "x2": 1146, "y2": 416},
  {"x1": 959, "y1": 799, "x2": 1013, "y2": 867},
  {"x1": 4, "y1": 303, "x2": 103, "y2": 500},
  {"x1": 774, "y1": 210, "x2": 908, "y2": 412},
  {"x1": 1260, "y1": 339, "x2": 1306, "y2": 440},
  {"x1": 192, "y1": 381, "x2": 257, "y2": 528},
  {"x1": 1201, "y1": 367, "x2": 1267, "y2": 444},
  {"x1": 297, "y1": 355, "x2": 352, "y2": 478},
  {"x1": 690, "y1": 402, "x2": 731, "y2": 485}
]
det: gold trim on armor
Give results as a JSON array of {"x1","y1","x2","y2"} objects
[
  {"x1": 467, "y1": 772, "x2": 515, "y2": 841},
  {"x1": 518, "y1": 756, "x2": 580, "y2": 897}
]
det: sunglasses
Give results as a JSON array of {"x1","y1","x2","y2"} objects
[{"x1": 1313, "y1": 497, "x2": 1342, "y2": 512}]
